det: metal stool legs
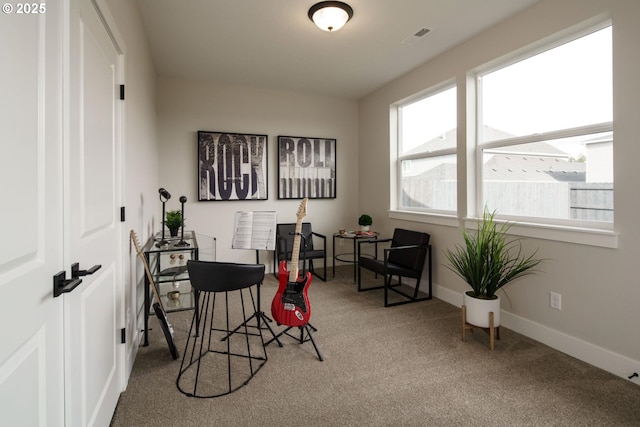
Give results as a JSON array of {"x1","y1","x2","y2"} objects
[{"x1": 176, "y1": 285, "x2": 268, "y2": 398}]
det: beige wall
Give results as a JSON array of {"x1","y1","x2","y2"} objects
[
  {"x1": 359, "y1": 0, "x2": 640, "y2": 379},
  {"x1": 155, "y1": 77, "x2": 359, "y2": 267}
]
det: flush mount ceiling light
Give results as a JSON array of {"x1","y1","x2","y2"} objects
[{"x1": 308, "y1": 1, "x2": 353, "y2": 32}]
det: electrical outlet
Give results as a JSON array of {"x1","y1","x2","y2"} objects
[{"x1": 550, "y1": 292, "x2": 562, "y2": 310}]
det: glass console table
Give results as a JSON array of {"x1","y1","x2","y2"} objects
[{"x1": 142, "y1": 231, "x2": 216, "y2": 346}]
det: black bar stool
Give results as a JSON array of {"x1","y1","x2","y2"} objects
[{"x1": 176, "y1": 260, "x2": 271, "y2": 398}]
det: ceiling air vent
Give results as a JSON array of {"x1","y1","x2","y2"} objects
[{"x1": 401, "y1": 27, "x2": 431, "y2": 45}]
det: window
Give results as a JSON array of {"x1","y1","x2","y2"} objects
[
  {"x1": 478, "y1": 25, "x2": 612, "y2": 227},
  {"x1": 397, "y1": 86, "x2": 457, "y2": 212}
]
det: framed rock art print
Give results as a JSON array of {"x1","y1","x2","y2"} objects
[
  {"x1": 198, "y1": 131, "x2": 268, "y2": 201},
  {"x1": 277, "y1": 135, "x2": 336, "y2": 199}
]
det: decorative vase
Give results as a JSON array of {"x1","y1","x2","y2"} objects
[{"x1": 463, "y1": 291, "x2": 501, "y2": 328}]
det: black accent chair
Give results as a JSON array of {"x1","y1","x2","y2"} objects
[
  {"x1": 274, "y1": 223, "x2": 327, "y2": 281},
  {"x1": 357, "y1": 228, "x2": 432, "y2": 307},
  {"x1": 177, "y1": 261, "x2": 278, "y2": 398}
]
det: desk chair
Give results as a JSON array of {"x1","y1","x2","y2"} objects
[{"x1": 274, "y1": 222, "x2": 327, "y2": 281}]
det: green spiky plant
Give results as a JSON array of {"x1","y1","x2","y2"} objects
[{"x1": 445, "y1": 208, "x2": 543, "y2": 299}]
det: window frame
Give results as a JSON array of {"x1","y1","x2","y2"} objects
[
  {"x1": 474, "y1": 22, "x2": 613, "y2": 231},
  {"x1": 388, "y1": 19, "x2": 618, "y2": 248},
  {"x1": 395, "y1": 82, "x2": 458, "y2": 215}
]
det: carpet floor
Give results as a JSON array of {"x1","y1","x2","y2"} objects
[{"x1": 110, "y1": 266, "x2": 640, "y2": 427}]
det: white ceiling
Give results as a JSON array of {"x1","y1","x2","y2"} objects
[{"x1": 135, "y1": 0, "x2": 539, "y2": 100}]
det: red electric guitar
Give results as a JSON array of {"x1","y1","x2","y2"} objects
[{"x1": 271, "y1": 198, "x2": 312, "y2": 327}]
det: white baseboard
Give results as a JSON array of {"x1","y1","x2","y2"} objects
[
  {"x1": 434, "y1": 284, "x2": 463, "y2": 308},
  {"x1": 433, "y1": 283, "x2": 640, "y2": 385}
]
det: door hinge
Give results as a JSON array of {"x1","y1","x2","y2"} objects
[
  {"x1": 120, "y1": 328, "x2": 126, "y2": 344},
  {"x1": 120, "y1": 84, "x2": 125, "y2": 100},
  {"x1": 120, "y1": 206, "x2": 125, "y2": 222}
]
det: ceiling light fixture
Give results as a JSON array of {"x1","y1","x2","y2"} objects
[{"x1": 308, "y1": 1, "x2": 353, "y2": 32}]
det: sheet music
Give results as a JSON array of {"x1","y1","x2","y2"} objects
[{"x1": 232, "y1": 211, "x2": 277, "y2": 250}]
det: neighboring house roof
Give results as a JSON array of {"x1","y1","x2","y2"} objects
[
  {"x1": 404, "y1": 129, "x2": 457, "y2": 154},
  {"x1": 405, "y1": 126, "x2": 514, "y2": 155},
  {"x1": 484, "y1": 154, "x2": 585, "y2": 182},
  {"x1": 404, "y1": 126, "x2": 586, "y2": 183}
]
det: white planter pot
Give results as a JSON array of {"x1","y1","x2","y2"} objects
[
  {"x1": 463, "y1": 291, "x2": 501, "y2": 328},
  {"x1": 360, "y1": 225, "x2": 370, "y2": 232}
]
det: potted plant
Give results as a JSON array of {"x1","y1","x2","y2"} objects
[
  {"x1": 165, "y1": 210, "x2": 183, "y2": 237},
  {"x1": 444, "y1": 208, "x2": 543, "y2": 328},
  {"x1": 358, "y1": 214, "x2": 373, "y2": 232}
]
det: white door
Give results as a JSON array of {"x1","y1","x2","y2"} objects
[
  {"x1": 64, "y1": 0, "x2": 124, "y2": 426},
  {"x1": 0, "y1": 3, "x2": 66, "y2": 427}
]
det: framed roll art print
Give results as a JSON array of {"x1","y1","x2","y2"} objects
[
  {"x1": 198, "y1": 131, "x2": 268, "y2": 201},
  {"x1": 277, "y1": 135, "x2": 336, "y2": 199}
]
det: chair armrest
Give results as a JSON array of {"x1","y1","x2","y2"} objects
[
  {"x1": 385, "y1": 243, "x2": 428, "y2": 251},
  {"x1": 382, "y1": 244, "x2": 430, "y2": 262},
  {"x1": 311, "y1": 231, "x2": 326, "y2": 249}
]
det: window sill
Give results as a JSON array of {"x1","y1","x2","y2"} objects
[
  {"x1": 388, "y1": 210, "x2": 460, "y2": 227},
  {"x1": 388, "y1": 210, "x2": 618, "y2": 248},
  {"x1": 462, "y1": 218, "x2": 618, "y2": 249}
]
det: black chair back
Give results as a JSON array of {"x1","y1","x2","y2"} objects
[
  {"x1": 275, "y1": 222, "x2": 327, "y2": 281},
  {"x1": 388, "y1": 228, "x2": 430, "y2": 272},
  {"x1": 276, "y1": 223, "x2": 315, "y2": 257}
]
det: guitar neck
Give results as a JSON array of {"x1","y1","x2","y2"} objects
[
  {"x1": 288, "y1": 220, "x2": 303, "y2": 282},
  {"x1": 287, "y1": 197, "x2": 308, "y2": 283}
]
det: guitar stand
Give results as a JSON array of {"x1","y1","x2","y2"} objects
[
  {"x1": 265, "y1": 322, "x2": 324, "y2": 361},
  {"x1": 220, "y1": 281, "x2": 283, "y2": 347}
]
